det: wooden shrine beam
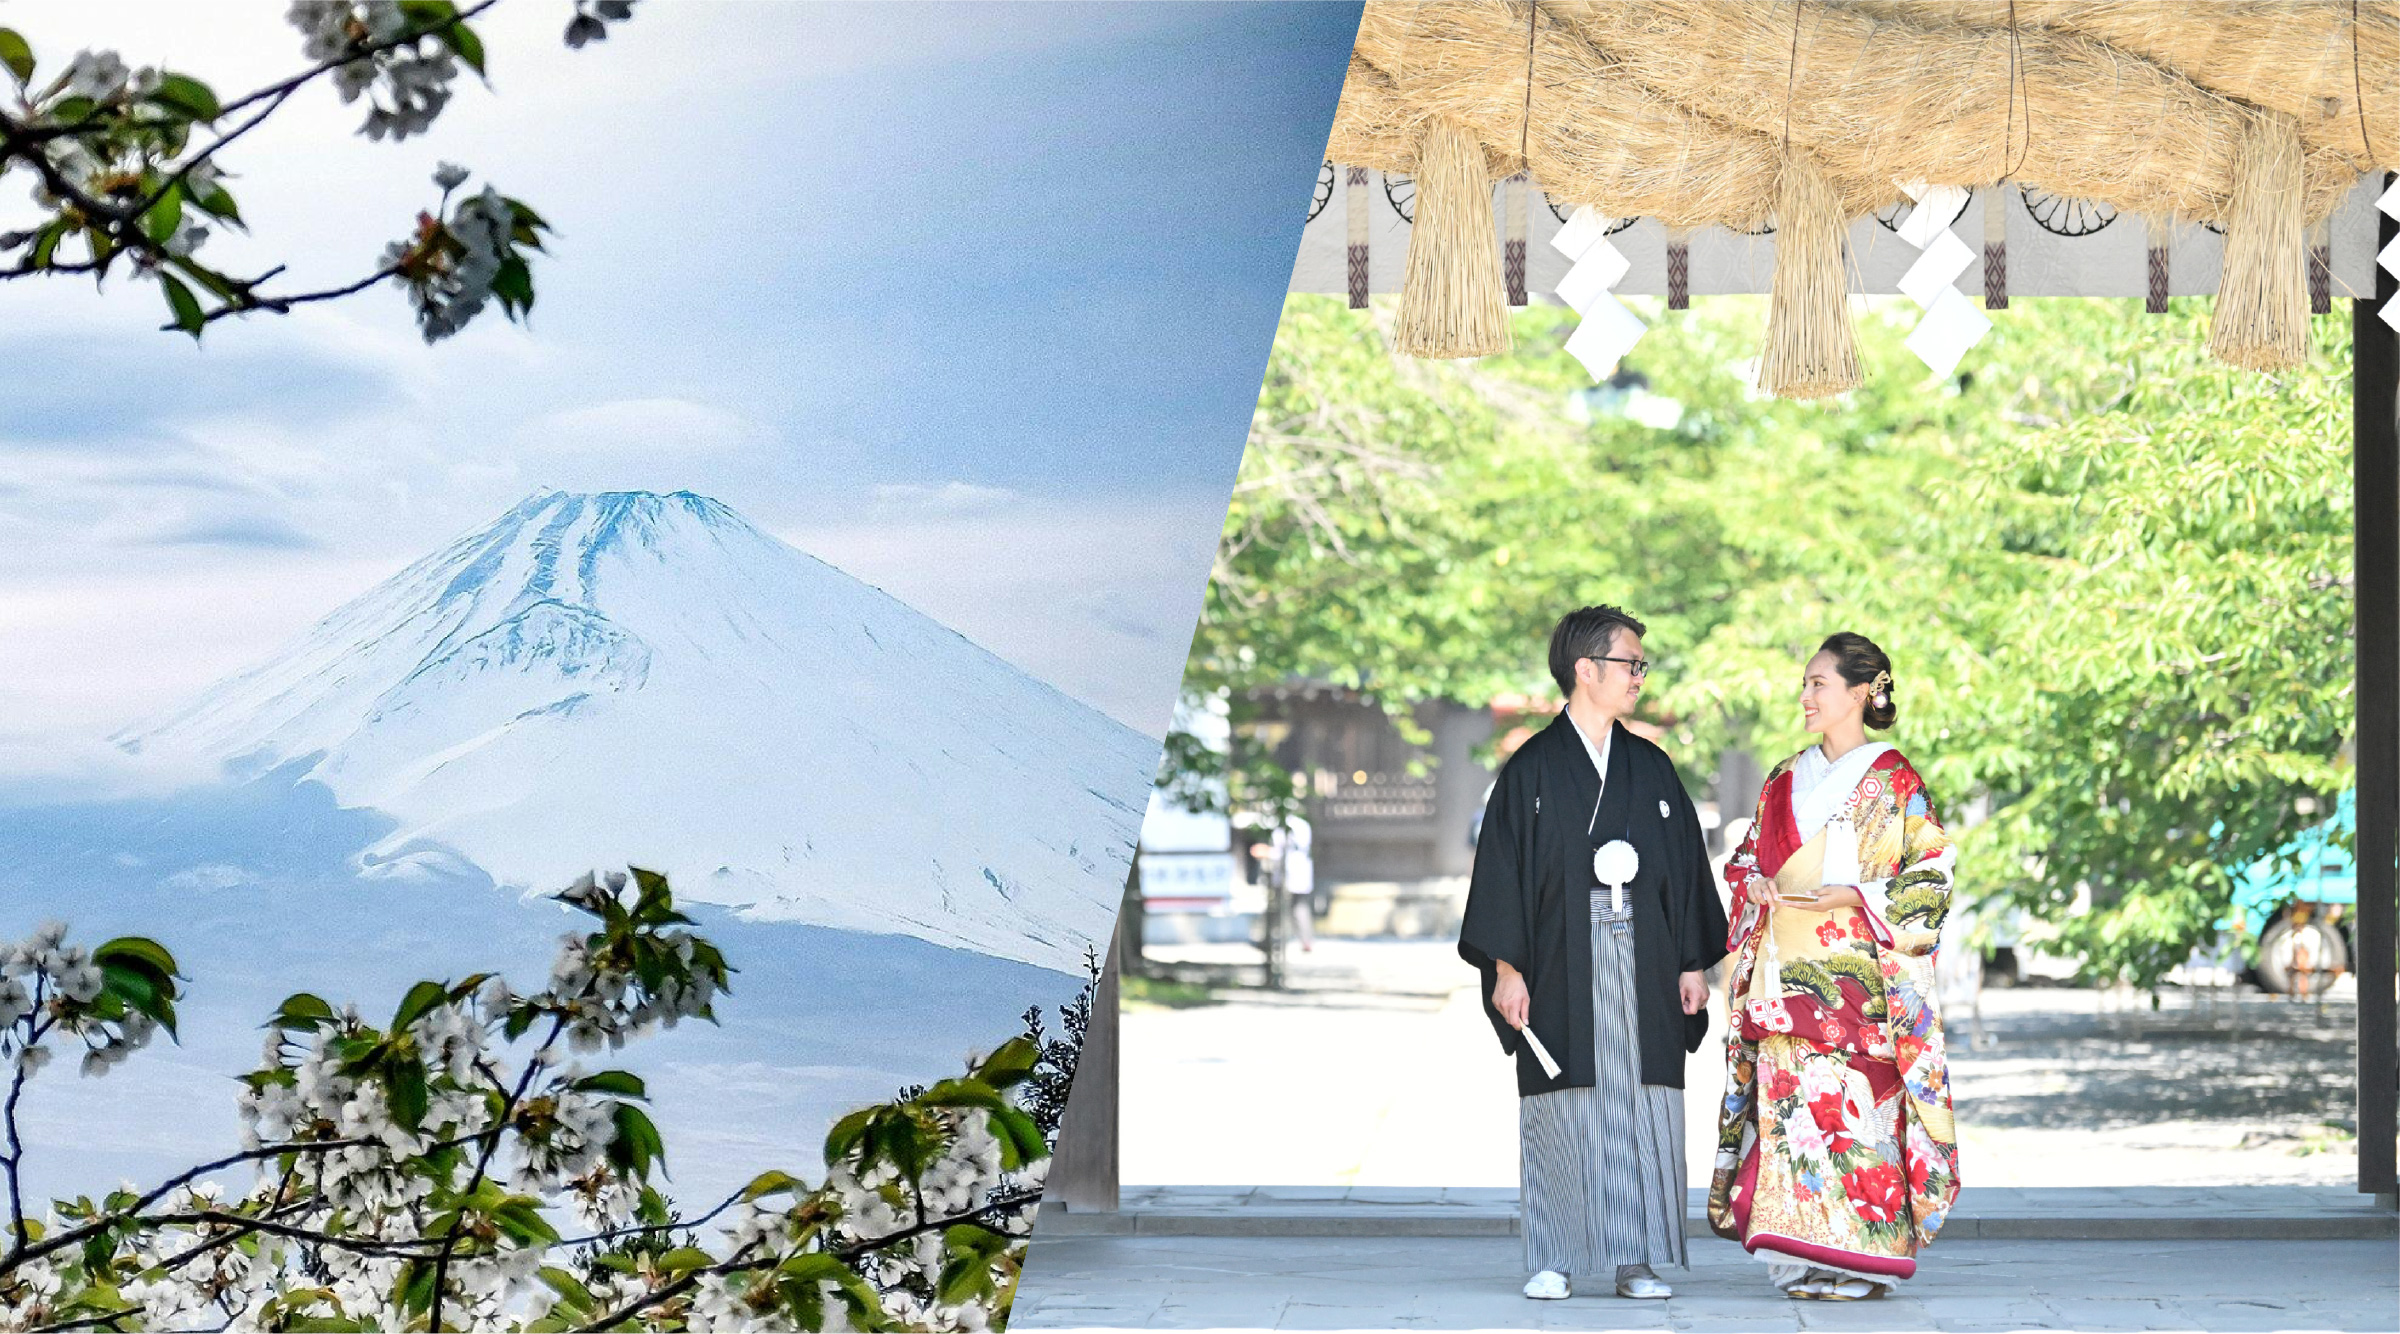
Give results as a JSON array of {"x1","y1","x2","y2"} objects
[{"x1": 2356, "y1": 173, "x2": 2399, "y2": 1203}]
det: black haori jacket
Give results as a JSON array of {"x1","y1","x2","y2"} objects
[{"x1": 1457, "y1": 712, "x2": 1729, "y2": 1095}]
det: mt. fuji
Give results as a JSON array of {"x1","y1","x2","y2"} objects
[{"x1": 122, "y1": 490, "x2": 1157, "y2": 972}]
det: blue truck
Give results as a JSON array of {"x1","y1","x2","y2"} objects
[{"x1": 2222, "y1": 790, "x2": 2357, "y2": 995}]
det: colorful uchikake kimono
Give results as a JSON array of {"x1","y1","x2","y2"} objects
[{"x1": 1706, "y1": 742, "x2": 1962, "y2": 1292}]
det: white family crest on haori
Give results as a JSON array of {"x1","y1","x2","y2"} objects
[{"x1": 118, "y1": 490, "x2": 1157, "y2": 973}]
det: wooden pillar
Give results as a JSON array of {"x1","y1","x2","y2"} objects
[
  {"x1": 2354, "y1": 172, "x2": 2398, "y2": 1204},
  {"x1": 1046, "y1": 933, "x2": 1121, "y2": 1211}
]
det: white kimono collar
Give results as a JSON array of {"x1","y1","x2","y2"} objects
[
  {"x1": 1562, "y1": 710, "x2": 1616, "y2": 838},
  {"x1": 1563, "y1": 709, "x2": 1614, "y2": 789},
  {"x1": 1788, "y1": 741, "x2": 1894, "y2": 843}
]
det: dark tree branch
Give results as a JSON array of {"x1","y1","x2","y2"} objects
[
  {"x1": 4, "y1": 994, "x2": 56, "y2": 1252},
  {"x1": 2, "y1": 1129, "x2": 478, "y2": 1274},
  {"x1": 179, "y1": 260, "x2": 405, "y2": 330},
  {"x1": 554, "y1": 1183, "x2": 750, "y2": 1249},
  {"x1": 429, "y1": 1012, "x2": 566, "y2": 1332}
]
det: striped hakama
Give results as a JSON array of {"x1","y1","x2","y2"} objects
[{"x1": 1519, "y1": 887, "x2": 1688, "y2": 1277}]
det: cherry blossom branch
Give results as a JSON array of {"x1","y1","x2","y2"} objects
[
  {"x1": 429, "y1": 1011, "x2": 566, "y2": 1332},
  {"x1": 131, "y1": 0, "x2": 506, "y2": 220},
  {"x1": 570, "y1": 1185, "x2": 1046, "y2": 1333},
  {"x1": 3, "y1": 993, "x2": 56, "y2": 1251},
  {"x1": 181, "y1": 259, "x2": 405, "y2": 329},
  {"x1": 552, "y1": 1182, "x2": 750, "y2": 1249},
  {"x1": 1, "y1": 1130, "x2": 477, "y2": 1274},
  {"x1": 152, "y1": 1207, "x2": 447, "y2": 1266},
  {"x1": 830, "y1": 1184, "x2": 1040, "y2": 1262}
]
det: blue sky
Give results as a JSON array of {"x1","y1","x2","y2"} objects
[{"x1": 0, "y1": 2, "x2": 1356, "y2": 756}]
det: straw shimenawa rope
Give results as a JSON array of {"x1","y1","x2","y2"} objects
[
  {"x1": 1864, "y1": 0, "x2": 2400, "y2": 179},
  {"x1": 1760, "y1": 153, "x2": 1862, "y2": 398},
  {"x1": 1848, "y1": 0, "x2": 2375, "y2": 230},
  {"x1": 1551, "y1": 1, "x2": 2268, "y2": 221},
  {"x1": 1355, "y1": 1, "x2": 1882, "y2": 229},
  {"x1": 2210, "y1": 110, "x2": 2311, "y2": 370},
  {"x1": 1328, "y1": 54, "x2": 1519, "y2": 182},
  {"x1": 1358, "y1": 1, "x2": 1873, "y2": 388},
  {"x1": 1393, "y1": 116, "x2": 1514, "y2": 357},
  {"x1": 1327, "y1": 0, "x2": 2384, "y2": 387},
  {"x1": 1556, "y1": 0, "x2": 2327, "y2": 368}
]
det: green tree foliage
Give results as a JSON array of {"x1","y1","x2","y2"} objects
[{"x1": 1180, "y1": 294, "x2": 2354, "y2": 988}]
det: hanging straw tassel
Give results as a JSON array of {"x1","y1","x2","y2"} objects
[
  {"x1": 1394, "y1": 116, "x2": 1512, "y2": 358},
  {"x1": 2209, "y1": 113, "x2": 2309, "y2": 371},
  {"x1": 1758, "y1": 154, "x2": 1860, "y2": 399}
]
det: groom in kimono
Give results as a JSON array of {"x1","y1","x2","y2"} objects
[{"x1": 1458, "y1": 604, "x2": 1729, "y2": 1300}]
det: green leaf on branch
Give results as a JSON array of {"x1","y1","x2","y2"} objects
[
  {"x1": 386, "y1": 1060, "x2": 429, "y2": 1131},
  {"x1": 28, "y1": 218, "x2": 66, "y2": 268},
  {"x1": 0, "y1": 28, "x2": 33, "y2": 85},
  {"x1": 914, "y1": 1078, "x2": 1005, "y2": 1111},
  {"x1": 141, "y1": 189, "x2": 183, "y2": 247},
  {"x1": 991, "y1": 1105, "x2": 1047, "y2": 1168},
  {"x1": 823, "y1": 1107, "x2": 876, "y2": 1164},
  {"x1": 491, "y1": 1195, "x2": 562, "y2": 1247},
  {"x1": 148, "y1": 73, "x2": 222, "y2": 122},
  {"x1": 742, "y1": 1169, "x2": 804, "y2": 1201},
  {"x1": 491, "y1": 254, "x2": 533, "y2": 320},
  {"x1": 439, "y1": 23, "x2": 487, "y2": 76},
  {"x1": 537, "y1": 1265, "x2": 596, "y2": 1313},
  {"x1": 500, "y1": 195, "x2": 549, "y2": 239},
  {"x1": 970, "y1": 1035, "x2": 1040, "y2": 1087},
  {"x1": 655, "y1": 1246, "x2": 714, "y2": 1275},
  {"x1": 272, "y1": 992, "x2": 339, "y2": 1031},
  {"x1": 573, "y1": 1069, "x2": 646, "y2": 1099},
  {"x1": 610, "y1": 1101, "x2": 667, "y2": 1179},
  {"x1": 190, "y1": 184, "x2": 245, "y2": 228},
  {"x1": 936, "y1": 1222, "x2": 1010, "y2": 1305},
  {"x1": 94, "y1": 937, "x2": 180, "y2": 980},
  {"x1": 389, "y1": 979, "x2": 449, "y2": 1033},
  {"x1": 158, "y1": 273, "x2": 205, "y2": 340}
]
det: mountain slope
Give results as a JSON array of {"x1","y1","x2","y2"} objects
[{"x1": 126, "y1": 490, "x2": 1156, "y2": 972}]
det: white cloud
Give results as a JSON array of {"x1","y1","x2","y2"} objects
[{"x1": 865, "y1": 481, "x2": 1019, "y2": 516}]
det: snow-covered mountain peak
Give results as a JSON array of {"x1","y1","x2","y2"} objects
[{"x1": 121, "y1": 490, "x2": 1156, "y2": 971}]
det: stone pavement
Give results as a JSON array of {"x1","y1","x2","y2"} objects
[
  {"x1": 1033, "y1": 1186, "x2": 2397, "y2": 1241},
  {"x1": 1008, "y1": 1233, "x2": 2400, "y2": 1331}
]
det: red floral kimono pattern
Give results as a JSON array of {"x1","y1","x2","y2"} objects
[{"x1": 1706, "y1": 748, "x2": 1960, "y2": 1280}]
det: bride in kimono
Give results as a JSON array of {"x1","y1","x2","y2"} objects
[{"x1": 1706, "y1": 632, "x2": 1962, "y2": 1301}]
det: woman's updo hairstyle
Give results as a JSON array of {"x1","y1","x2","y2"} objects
[{"x1": 1819, "y1": 631, "x2": 1897, "y2": 730}]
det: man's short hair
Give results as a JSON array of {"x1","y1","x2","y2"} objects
[{"x1": 1547, "y1": 604, "x2": 1647, "y2": 698}]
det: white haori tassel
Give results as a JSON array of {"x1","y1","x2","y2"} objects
[{"x1": 1594, "y1": 838, "x2": 1639, "y2": 918}]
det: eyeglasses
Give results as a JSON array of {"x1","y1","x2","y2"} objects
[{"x1": 1585, "y1": 654, "x2": 1651, "y2": 679}]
